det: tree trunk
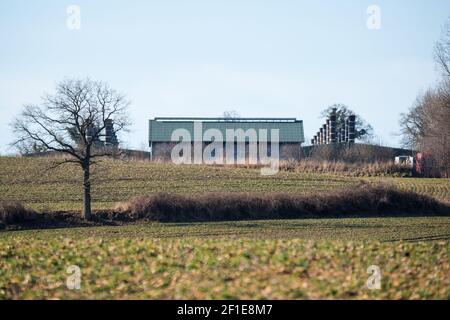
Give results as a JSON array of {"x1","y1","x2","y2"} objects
[{"x1": 82, "y1": 164, "x2": 92, "y2": 220}]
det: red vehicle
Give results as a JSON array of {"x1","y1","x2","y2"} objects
[{"x1": 415, "y1": 152, "x2": 439, "y2": 177}]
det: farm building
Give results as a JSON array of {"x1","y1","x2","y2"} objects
[{"x1": 148, "y1": 117, "x2": 304, "y2": 162}]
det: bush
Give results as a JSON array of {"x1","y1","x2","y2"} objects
[
  {"x1": 115, "y1": 184, "x2": 449, "y2": 222},
  {"x1": 0, "y1": 201, "x2": 36, "y2": 225}
]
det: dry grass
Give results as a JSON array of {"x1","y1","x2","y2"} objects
[
  {"x1": 0, "y1": 201, "x2": 36, "y2": 225},
  {"x1": 286, "y1": 160, "x2": 412, "y2": 176},
  {"x1": 115, "y1": 183, "x2": 449, "y2": 222},
  {"x1": 214, "y1": 160, "x2": 412, "y2": 177}
]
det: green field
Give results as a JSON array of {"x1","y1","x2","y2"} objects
[
  {"x1": 0, "y1": 157, "x2": 449, "y2": 211},
  {"x1": 4, "y1": 217, "x2": 449, "y2": 242},
  {"x1": 0, "y1": 210, "x2": 449, "y2": 299},
  {"x1": 0, "y1": 156, "x2": 449, "y2": 299},
  {"x1": 1, "y1": 219, "x2": 449, "y2": 299}
]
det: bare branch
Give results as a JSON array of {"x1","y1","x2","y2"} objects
[{"x1": 10, "y1": 78, "x2": 132, "y2": 219}]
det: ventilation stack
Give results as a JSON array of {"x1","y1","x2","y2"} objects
[
  {"x1": 329, "y1": 109, "x2": 337, "y2": 143},
  {"x1": 86, "y1": 124, "x2": 98, "y2": 145},
  {"x1": 348, "y1": 115, "x2": 356, "y2": 143},
  {"x1": 344, "y1": 118, "x2": 349, "y2": 142},
  {"x1": 105, "y1": 119, "x2": 118, "y2": 147},
  {"x1": 322, "y1": 124, "x2": 327, "y2": 144},
  {"x1": 311, "y1": 110, "x2": 358, "y2": 146}
]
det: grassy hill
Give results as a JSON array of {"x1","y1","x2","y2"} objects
[{"x1": 1, "y1": 156, "x2": 449, "y2": 211}]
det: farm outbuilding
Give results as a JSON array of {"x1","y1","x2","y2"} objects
[{"x1": 148, "y1": 117, "x2": 305, "y2": 162}]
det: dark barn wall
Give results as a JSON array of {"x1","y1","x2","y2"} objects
[{"x1": 151, "y1": 142, "x2": 303, "y2": 162}]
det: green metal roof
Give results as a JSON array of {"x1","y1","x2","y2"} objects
[{"x1": 149, "y1": 118, "x2": 304, "y2": 143}]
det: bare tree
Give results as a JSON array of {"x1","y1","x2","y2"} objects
[
  {"x1": 400, "y1": 81, "x2": 450, "y2": 177},
  {"x1": 11, "y1": 78, "x2": 131, "y2": 219},
  {"x1": 434, "y1": 16, "x2": 450, "y2": 78},
  {"x1": 400, "y1": 18, "x2": 450, "y2": 177},
  {"x1": 222, "y1": 110, "x2": 241, "y2": 119}
]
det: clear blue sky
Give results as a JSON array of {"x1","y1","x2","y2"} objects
[{"x1": 1, "y1": 0, "x2": 449, "y2": 153}]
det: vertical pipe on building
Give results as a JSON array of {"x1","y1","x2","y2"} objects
[
  {"x1": 348, "y1": 115, "x2": 356, "y2": 143},
  {"x1": 325, "y1": 120, "x2": 330, "y2": 144},
  {"x1": 105, "y1": 119, "x2": 113, "y2": 146},
  {"x1": 319, "y1": 128, "x2": 324, "y2": 145},
  {"x1": 330, "y1": 109, "x2": 337, "y2": 144},
  {"x1": 344, "y1": 118, "x2": 349, "y2": 142},
  {"x1": 322, "y1": 124, "x2": 327, "y2": 144},
  {"x1": 150, "y1": 141, "x2": 153, "y2": 161}
]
